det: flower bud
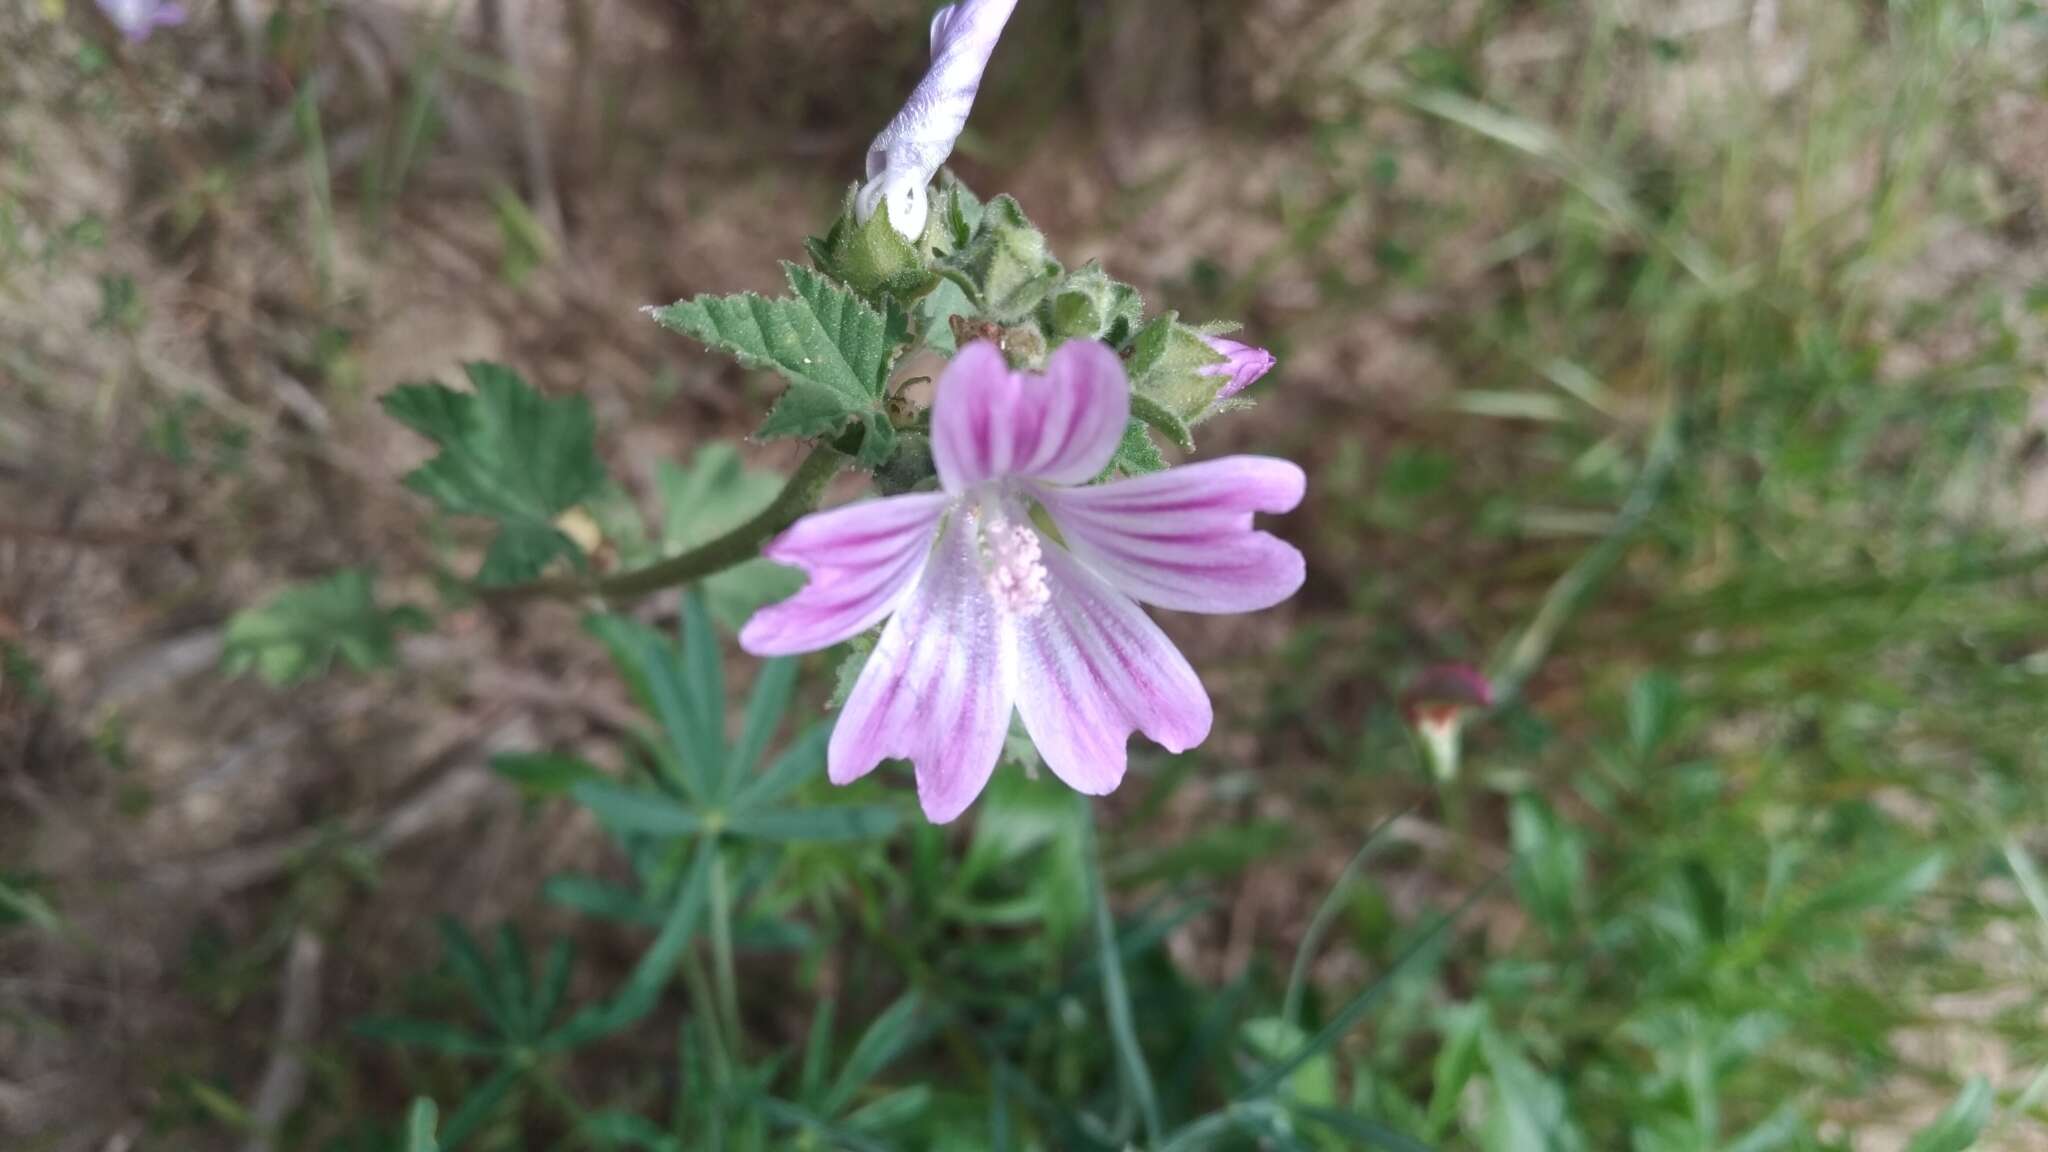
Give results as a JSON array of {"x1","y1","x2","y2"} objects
[
  {"x1": 950, "y1": 196, "x2": 1060, "y2": 324},
  {"x1": 857, "y1": 0, "x2": 1019, "y2": 239},
  {"x1": 1045, "y1": 262, "x2": 1145, "y2": 344},
  {"x1": 813, "y1": 189, "x2": 938, "y2": 304},
  {"x1": 1401, "y1": 664, "x2": 1495, "y2": 782},
  {"x1": 1199, "y1": 335, "x2": 1277, "y2": 402}
]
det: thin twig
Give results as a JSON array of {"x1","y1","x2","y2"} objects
[{"x1": 240, "y1": 931, "x2": 324, "y2": 1152}]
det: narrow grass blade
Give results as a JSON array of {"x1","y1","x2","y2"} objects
[
  {"x1": 825, "y1": 992, "x2": 924, "y2": 1115},
  {"x1": 1087, "y1": 815, "x2": 1162, "y2": 1147},
  {"x1": 1292, "y1": 1105, "x2": 1435, "y2": 1152},
  {"x1": 1282, "y1": 805, "x2": 1412, "y2": 1028},
  {"x1": 1245, "y1": 870, "x2": 1503, "y2": 1099}
]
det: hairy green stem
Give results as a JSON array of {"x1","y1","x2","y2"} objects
[{"x1": 485, "y1": 442, "x2": 846, "y2": 606}]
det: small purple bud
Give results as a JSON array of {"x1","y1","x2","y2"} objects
[
  {"x1": 1199, "y1": 335, "x2": 1277, "y2": 402},
  {"x1": 97, "y1": 0, "x2": 187, "y2": 42}
]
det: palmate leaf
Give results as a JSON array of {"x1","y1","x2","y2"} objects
[
  {"x1": 650, "y1": 264, "x2": 907, "y2": 465},
  {"x1": 382, "y1": 362, "x2": 607, "y2": 586},
  {"x1": 223, "y1": 569, "x2": 428, "y2": 685}
]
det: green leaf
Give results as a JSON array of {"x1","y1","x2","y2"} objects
[
  {"x1": 734, "y1": 722, "x2": 828, "y2": 812},
  {"x1": 490, "y1": 752, "x2": 603, "y2": 798},
  {"x1": 352, "y1": 1017, "x2": 500, "y2": 1058},
  {"x1": 222, "y1": 569, "x2": 427, "y2": 685},
  {"x1": 731, "y1": 656, "x2": 797, "y2": 780},
  {"x1": 544, "y1": 875, "x2": 662, "y2": 925},
  {"x1": 586, "y1": 615, "x2": 724, "y2": 802},
  {"x1": 382, "y1": 363, "x2": 607, "y2": 586},
  {"x1": 657, "y1": 444, "x2": 804, "y2": 628},
  {"x1": 579, "y1": 1111, "x2": 675, "y2": 1151},
  {"x1": 437, "y1": 1063, "x2": 525, "y2": 1149},
  {"x1": 1508, "y1": 795, "x2": 1586, "y2": 942},
  {"x1": 1904, "y1": 1077, "x2": 1993, "y2": 1152},
  {"x1": 571, "y1": 780, "x2": 705, "y2": 840},
  {"x1": 438, "y1": 919, "x2": 508, "y2": 1030},
  {"x1": 725, "y1": 805, "x2": 901, "y2": 843},
  {"x1": 0, "y1": 876, "x2": 62, "y2": 935},
  {"x1": 825, "y1": 992, "x2": 926, "y2": 1115},
  {"x1": 404, "y1": 1099, "x2": 441, "y2": 1152},
  {"x1": 532, "y1": 938, "x2": 575, "y2": 1029},
  {"x1": 651, "y1": 264, "x2": 905, "y2": 446},
  {"x1": 1242, "y1": 1018, "x2": 1336, "y2": 1109},
  {"x1": 678, "y1": 592, "x2": 728, "y2": 796},
  {"x1": 1479, "y1": 1030, "x2": 1578, "y2": 1152},
  {"x1": 547, "y1": 838, "x2": 713, "y2": 1048}
]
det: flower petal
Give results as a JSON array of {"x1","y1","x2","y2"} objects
[
  {"x1": 932, "y1": 340, "x2": 1130, "y2": 493},
  {"x1": 1036, "y1": 456, "x2": 1306, "y2": 614},
  {"x1": 739, "y1": 492, "x2": 950, "y2": 657},
  {"x1": 1013, "y1": 545, "x2": 1212, "y2": 797},
  {"x1": 856, "y1": 0, "x2": 1018, "y2": 238},
  {"x1": 830, "y1": 513, "x2": 1016, "y2": 824}
]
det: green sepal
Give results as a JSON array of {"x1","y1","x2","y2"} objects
[
  {"x1": 1125, "y1": 314, "x2": 1230, "y2": 424},
  {"x1": 940, "y1": 194, "x2": 1061, "y2": 325},
  {"x1": 815, "y1": 186, "x2": 938, "y2": 305},
  {"x1": 1043, "y1": 261, "x2": 1144, "y2": 344},
  {"x1": 1106, "y1": 418, "x2": 1168, "y2": 478},
  {"x1": 1129, "y1": 392, "x2": 1195, "y2": 452},
  {"x1": 873, "y1": 430, "x2": 938, "y2": 496}
]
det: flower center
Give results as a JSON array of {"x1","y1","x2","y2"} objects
[{"x1": 972, "y1": 508, "x2": 1050, "y2": 618}]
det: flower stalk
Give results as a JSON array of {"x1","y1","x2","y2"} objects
[{"x1": 483, "y1": 442, "x2": 846, "y2": 606}]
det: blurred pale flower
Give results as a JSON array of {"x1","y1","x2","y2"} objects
[
  {"x1": 742, "y1": 340, "x2": 1306, "y2": 823},
  {"x1": 97, "y1": 0, "x2": 185, "y2": 41},
  {"x1": 855, "y1": 0, "x2": 1018, "y2": 239},
  {"x1": 1401, "y1": 664, "x2": 1495, "y2": 781},
  {"x1": 1200, "y1": 335, "x2": 1277, "y2": 403}
]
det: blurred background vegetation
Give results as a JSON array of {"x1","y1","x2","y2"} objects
[{"x1": 3, "y1": 0, "x2": 2047, "y2": 1149}]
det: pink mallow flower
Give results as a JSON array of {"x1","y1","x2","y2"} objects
[
  {"x1": 98, "y1": 0, "x2": 187, "y2": 41},
  {"x1": 1200, "y1": 335, "x2": 1278, "y2": 404},
  {"x1": 741, "y1": 340, "x2": 1306, "y2": 823}
]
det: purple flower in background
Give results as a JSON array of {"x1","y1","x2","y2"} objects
[
  {"x1": 742, "y1": 341, "x2": 1306, "y2": 823},
  {"x1": 1201, "y1": 335, "x2": 1277, "y2": 403},
  {"x1": 97, "y1": 0, "x2": 186, "y2": 41},
  {"x1": 856, "y1": 0, "x2": 1019, "y2": 238}
]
